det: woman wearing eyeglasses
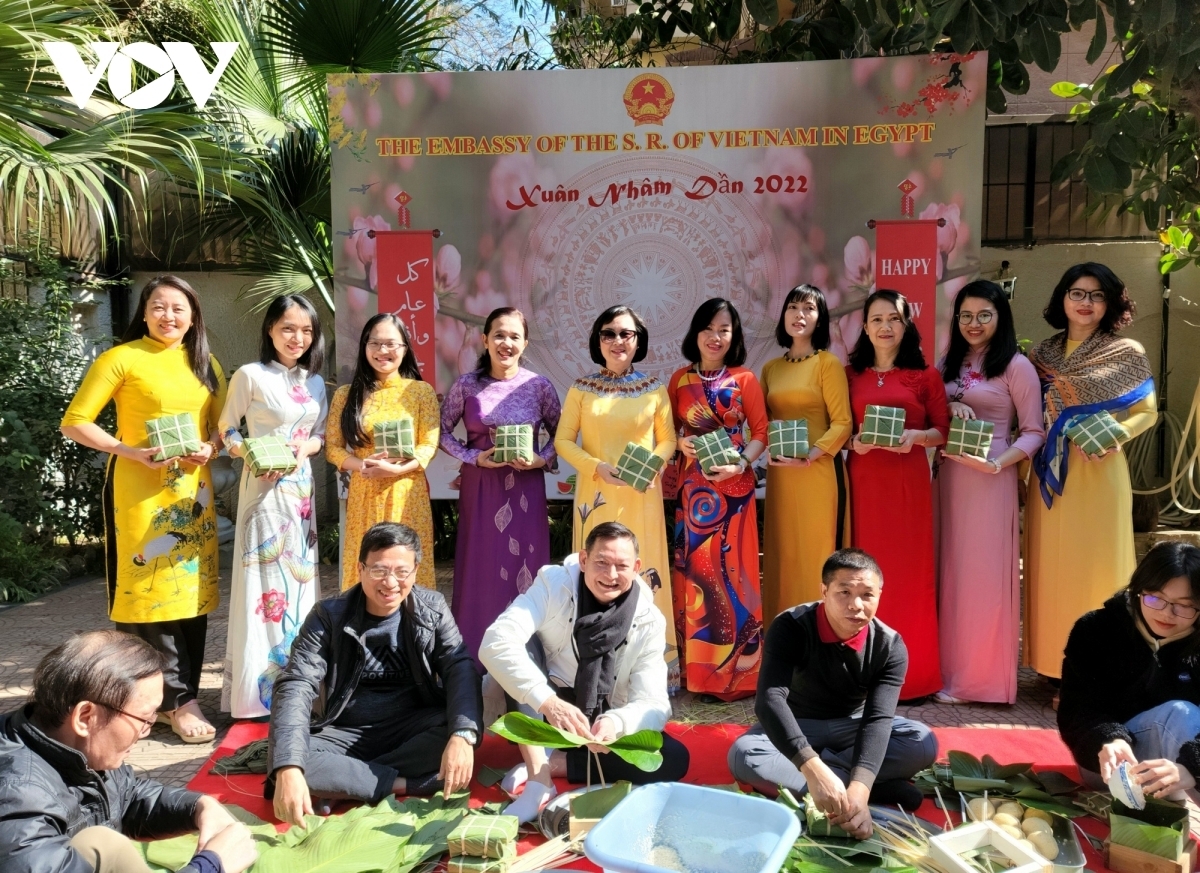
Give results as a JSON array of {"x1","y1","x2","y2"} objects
[
  {"x1": 1026, "y1": 263, "x2": 1156, "y2": 682},
  {"x1": 1058, "y1": 542, "x2": 1200, "y2": 799},
  {"x1": 934, "y1": 282, "x2": 1044, "y2": 705},
  {"x1": 326, "y1": 314, "x2": 440, "y2": 592},
  {"x1": 554, "y1": 305, "x2": 679, "y2": 688}
]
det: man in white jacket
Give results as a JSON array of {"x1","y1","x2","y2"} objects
[{"x1": 480, "y1": 521, "x2": 690, "y2": 821}]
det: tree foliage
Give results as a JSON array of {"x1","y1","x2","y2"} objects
[{"x1": 517, "y1": 0, "x2": 1200, "y2": 270}]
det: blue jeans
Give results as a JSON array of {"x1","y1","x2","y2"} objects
[{"x1": 1080, "y1": 700, "x2": 1200, "y2": 794}]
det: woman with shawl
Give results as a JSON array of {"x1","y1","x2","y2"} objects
[{"x1": 1026, "y1": 262, "x2": 1156, "y2": 681}]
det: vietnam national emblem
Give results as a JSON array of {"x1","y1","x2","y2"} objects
[{"x1": 623, "y1": 73, "x2": 675, "y2": 126}]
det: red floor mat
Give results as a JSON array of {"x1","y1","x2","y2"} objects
[{"x1": 186, "y1": 722, "x2": 1112, "y2": 872}]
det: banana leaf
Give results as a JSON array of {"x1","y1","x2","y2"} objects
[
  {"x1": 387, "y1": 794, "x2": 472, "y2": 873},
  {"x1": 1109, "y1": 798, "x2": 1188, "y2": 860},
  {"x1": 570, "y1": 781, "x2": 632, "y2": 819},
  {"x1": 488, "y1": 712, "x2": 664, "y2": 772}
]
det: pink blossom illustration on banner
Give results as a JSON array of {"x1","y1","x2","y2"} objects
[
  {"x1": 353, "y1": 214, "x2": 391, "y2": 289},
  {"x1": 256, "y1": 589, "x2": 287, "y2": 623}
]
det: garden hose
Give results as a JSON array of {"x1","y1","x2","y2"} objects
[{"x1": 1129, "y1": 373, "x2": 1200, "y2": 525}]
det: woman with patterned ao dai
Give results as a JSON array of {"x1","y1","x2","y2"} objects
[
  {"x1": 61, "y1": 276, "x2": 226, "y2": 742},
  {"x1": 219, "y1": 295, "x2": 328, "y2": 718},
  {"x1": 326, "y1": 314, "x2": 440, "y2": 592},
  {"x1": 554, "y1": 306, "x2": 679, "y2": 686},
  {"x1": 440, "y1": 307, "x2": 561, "y2": 670},
  {"x1": 668, "y1": 298, "x2": 768, "y2": 699}
]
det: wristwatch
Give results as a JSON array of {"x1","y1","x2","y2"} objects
[{"x1": 452, "y1": 729, "x2": 478, "y2": 745}]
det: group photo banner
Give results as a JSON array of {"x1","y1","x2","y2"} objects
[{"x1": 331, "y1": 55, "x2": 986, "y2": 499}]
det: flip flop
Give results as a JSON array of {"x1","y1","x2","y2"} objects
[{"x1": 156, "y1": 709, "x2": 216, "y2": 744}]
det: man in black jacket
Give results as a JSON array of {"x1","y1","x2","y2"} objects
[
  {"x1": 268, "y1": 522, "x2": 483, "y2": 828},
  {"x1": 0, "y1": 630, "x2": 257, "y2": 873},
  {"x1": 728, "y1": 549, "x2": 937, "y2": 839}
]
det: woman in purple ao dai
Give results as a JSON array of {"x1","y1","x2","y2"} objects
[
  {"x1": 936, "y1": 281, "x2": 1045, "y2": 704},
  {"x1": 440, "y1": 307, "x2": 561, "y2": 670}
]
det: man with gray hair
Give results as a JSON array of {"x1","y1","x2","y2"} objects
[
  {"x1": 0, "y1": 630, "x2": 257, "y2": 873},
  {"x1": 728, "y1": 549, "x2": 937, "y2": 840}
]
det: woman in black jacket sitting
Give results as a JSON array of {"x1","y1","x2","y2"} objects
[{"x1": 1058, "y1": 541, "x2": 1200, "y2": 801}]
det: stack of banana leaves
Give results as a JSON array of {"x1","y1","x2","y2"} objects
[
  {"x1": 135, "y1": 794, "x2": 470, "y2": 873},
  {"x1": 913, "y1": 751, "x2": 1084, "y2": 818},
  {"x1": 776, "y1": 751, "x2": 1086, "y2": 873}
]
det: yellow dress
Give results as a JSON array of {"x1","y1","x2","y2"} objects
[
  {"x1": 326, "y1": 376, "x2": 439, "y2": 591},
  {"x1": 554, "y1": 370, "x2": 679, "y2": 664},
  {"x1": 61, "y1": 337, "x2": 226, "y2": 623},
  {"x1": 1025, "y1": 339, "x2": 1158, "y2": 677},
  {"x1": 760, "y1": 352, "x2": 853, "y2": 623}
]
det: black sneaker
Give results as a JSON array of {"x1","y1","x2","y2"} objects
[{"x1": 869, "y1": 779, "x2": 924, "y2": 811}]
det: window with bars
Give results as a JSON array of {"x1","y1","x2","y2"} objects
[{"x1": 983, "y1": 122, "x2": 1152, "y2": 245}]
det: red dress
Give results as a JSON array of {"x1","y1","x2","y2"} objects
[{"x1": 846, "y1": 364, "x2": 949, "y2": 699}]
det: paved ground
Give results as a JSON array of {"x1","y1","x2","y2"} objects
[{"x1": 0, "y1": 565, "x2": 1057, "y2": 789}]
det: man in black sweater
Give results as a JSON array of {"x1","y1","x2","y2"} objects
[
  {"x1": 728, "y1": 549, "x2": 936, "y2": 839},
  {"x1": 268, "y1": 523, "x2": 482, "y2": 828}
]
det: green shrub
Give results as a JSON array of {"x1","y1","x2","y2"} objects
[
  {"x1": 0, "y1": 511, "x2": 67, "y2": 602},
  {"x1": 0, "y1": 248, "x2": 124, "y2": 599}
]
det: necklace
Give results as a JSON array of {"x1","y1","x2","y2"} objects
[
  {"x1": 696, "y1": 365, "x2": 728, "y2": 383},
  {"x1": 870, "y1": 365, "x2": 894, "y2": 388},
  {"x1": 783, "y1": 350, "x2": 817, "y2": 364}
]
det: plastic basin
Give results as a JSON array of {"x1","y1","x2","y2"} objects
[{"x1": 583, "y1": 783, "x2": 801, "y2": 873}]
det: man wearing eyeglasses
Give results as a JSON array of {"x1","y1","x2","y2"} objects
[
  {"x1": 0, "y1": 631, "x2": 257, "y2": 873},
  {"x1": 267, "y1": 522, "x2": 482, "y2": 829}
]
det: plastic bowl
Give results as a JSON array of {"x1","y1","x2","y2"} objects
[{"x1": 583, "y1": 783, "x2": 801, "y2": 873}]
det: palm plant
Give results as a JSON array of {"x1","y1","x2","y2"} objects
[
  {"x1": 0, "y1": 0, "x2": 231, "y2": 253},
  {"x1": 164, "y1": 0, "x2": 451, "y2": 313}
]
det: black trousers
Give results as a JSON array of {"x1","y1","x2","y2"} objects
[
  {"x1": 503, "y1": 638, "x2": 690, "y2": 785},
  {"x1": 283, "y1": 707, "x2": 450, "y2": 805},
  {"x1": 115, "y1": 615, "x2": 207, "y2": 711}
]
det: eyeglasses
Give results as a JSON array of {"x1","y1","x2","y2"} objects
[
  {"x1": 598, "y1": 329, "x2": 637, "y2": 343},
  {"x1": 364, "y1": 565, "x2": 416, "y2": 582},
  {"x1": 1142, "y1": 592, "x2": 1199, "y2": 620},
  {"x1": 98, "y1": 702, "x2": 156, "y2": 737},
  {"x1": 1067, "y1": 288, "x2": 1107, "y2": 304},
  {"x1": 957, "y1": 311, "x2": 995, "y2": 325},
  {"x1": 366, "y1": 341, "x2": 407, "y2": 352}
]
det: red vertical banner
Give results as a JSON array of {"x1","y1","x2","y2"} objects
[
  {"x1": 872, "y1": 219, "x2": 940, "y2": 343},
  {"x1": 372, "y1": 230, "x2": 437, "y2": 377}
]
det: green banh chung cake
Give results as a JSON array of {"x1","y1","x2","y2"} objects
[
  {"x1": 492, "y1": 424, "x2": 533, "y2": 464},
  {"x1": 768, "y1": 419, "x2": 809, "y2": 460},
  {"x1": 944, "y1": 418, "x2": 994, "y2": 458},
  {"x1": 146, "y1": 413, "x2": 201, "y2": 461},
  {"x1": 374, "y1": 418, "x2": 416, "y2": 459},
  {"x1": 244, "y1": 435, "x2": 296, "y2": 477},
  {"x1": 692, "y1": 428, "x2": 741, "y2": 474},
  {"x1": 1065, "y1": 411, "x2": 1125, "y2": 456},
  {"x1": 615, "y1": 442, "x2": 665, "y2": 493},
  {"x1": 859, "y1": 405, "x2": 906, "y2": 448}
]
